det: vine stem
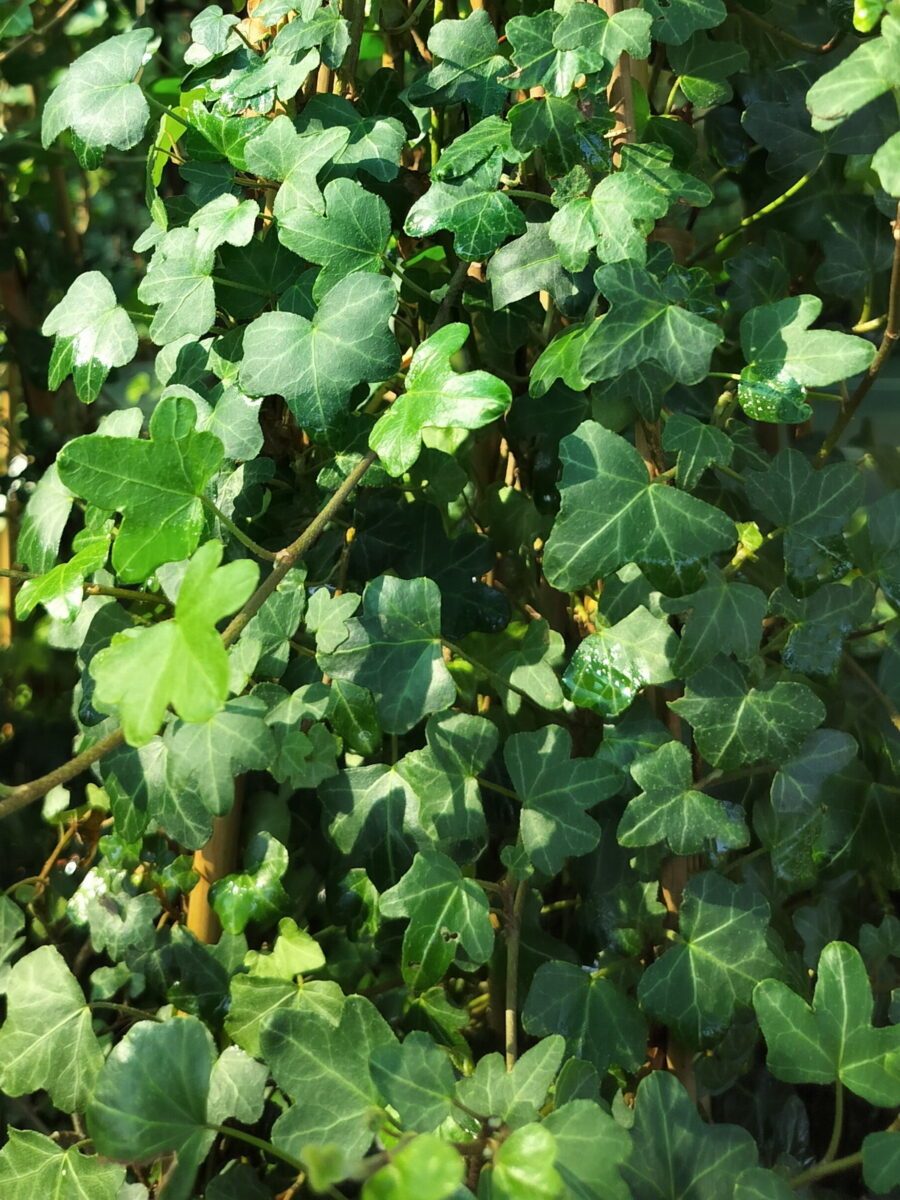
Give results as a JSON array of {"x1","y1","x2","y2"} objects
[
  {"x1": 207, "y1": 1124, "x2": 305, "y2": 1174},
  {"x1": 789, "y1": 1150, "x2": 862, "y2": 1190},
  {"x1": 689, "y1": 170, "x2": 816, "y2": 264},
  {"x1": 90, "y1": 1001, "x2": 164, "y2": 1023},
  {"x1": 0, "y1": 452, "x2": 377, "y2": 821},
  {"x1": 201, "y1": 497, "x2": 278, "y2": 561},
  {"x1": 504, "y1": 880, "x2": 528, "y2": 1070},
  {"x1": 816, "y1": 202, "x2": 900, "y2": 464},
  {"x1": 0, "y1": 568, "x2": 172, "y2": 607}
]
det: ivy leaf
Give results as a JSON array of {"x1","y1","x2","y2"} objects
[
  {"x1": 542, "y1": 1100, "x2": 632, "y2": 1200},
  {"x1": 369, "y1": 1031, "x2": 455, "y2": 1132},
  {"x1": 268, "y1": 0, "x2": 348, "y2": 68},
  {"x1": 319, "y1": 576, "x2": 456, "y2": 735},
  {"x1": 16, "y1": 463, "x2": 74, "y2": 575},
  {"x1": 553, "y1": 3, "x2": 651, "y2": 65},
  {"x1": 0, "y1": 946, "x2": 103, "y2": 1114},
  {"x1": 407, "y1": 10, "x2": 508, "y2": 117},
  {"x1": 188, "y1": 193, "x2": 258, "y2": 254},
  {"x1": 42, "y1": 30, "x2": 154, "y2": 155},
  {"x1": 806, "y1": 25, "x2": 900, "y2": 132},
  {"x1": 505, "y1": 725, "x2": 620, "y2": 876},
  {"x1": 0, "y1": 1130, "x2": 125, "y2": 1200},
  {"x1": 873, "y1": 131, "x2": 900, "y2": 196},
  {"x1": 668, "y1": 34, "x2": 748, "y2": 106},
  {"x1": 619, "y1": 741, "x2": 749, "y2": 855},
  {"x1": 379, "y1": 850, "x2": 494, "y2": 989},
  {"x1": 138, "y1": 228, "x2": 218, "y2": 345},
  {"x1": 502, "y1": 11, "x2": 582, "y2": 96},
  {"x1": 581, "y1": 262, "x2": 723, "y2": 385},
  {"x1": 240, "y1": 272, "x2": 399, "y2": 434},
  {"x1": 661, "y1": 413, "x2": 733, "y2": 491},
  {"x1": 42, "y1": 272, "x2": 138, "y2": 404},
  {"x1": 543, "y1": 421, "x2": 735, "y2": 593},
  {"x1": 244, "y1": 917, "x2": 325, "y2": 980},
  {"x1": 745, "y1": 449, "x2": 864, "y2": 548},
  {"x1": 370, "y1": 323, "x2": 511, "y2": 476},
  {"x1": 433, "y1": 115, "x2": 516, "y2": 179},
  {"x1": 89, "y1": 541, "x2": 258, "y2": 746},
  {"x1": 456, "y1": 1037, "x2": 565, "y2": 1128},
  {"x1": 563, "y1": 606, "x2": 678, "y2": 719},
  {"x1": 488, "y1": 219, "x2": 588, "y2": 310},
  {"x1": 244, "y1": 118, "x2": 350, "y2": 223},
  {"x1": 623, "y1": 1071, "x2": 757, "y2": 1199},
  {"x1": 523, "y1": 961, "x2": 647, "y2": 1074},
  {"x1": 87, "y1": 1016, "x2": 216, "y2": 1198},
  {"x1": 208, "y1": 1045, "x2": 268, "y2": 1128},
  {"x1": 642, "y1": 0, "x2": 726, "y2": 45},
  {"x1": 57, "y1": 395, "x2": 223, "y2": 582},
  {"x1": 507, "y1": 96, "x2": 589, "y2": 177},
  {"x1": 297, "y1": 93, "x2": 405, "y2": 183},
  {"x1": 737, "y1": 296, "x2": 875, "y2": 423},
  {"x1": 405, "y1": 151, "x2": 525, "y2": 261},
  {"x1": 754, "y1": 941, "x2": 900, "y2": 1105},
  {"x1": 458, "y1": 619, "x2": 565, "y2": 714},
  {"x1": 226, "y1": 977, "x2": 343, "y2": 1060},
  {"x1": 670, "y1": 657, "x2": 826, "y2": 770},
  {"x1": 770, "y1": 578, "x2": 874, "y2": 677},
  {"x1": 15, "y1": 520, "x2": 111, "y2": 622},
  {"x1": 734, "y1": 1168, "x2": 794, "y2": 1200},
  {"x1": 278, "y1": 177, "x2": 390, "y2": 300},
  {"x1": 363, "y1": 1135, "x2": 463, "y2": 1200},
  {"x1": 482, "y1": 1124, "x2": 563, "y2": 1200},
  {"x1": 638, "y1": 872, "x2": 779, "y2": 1046},
  {"x1": 262, "y1": 995, "x2": 396, "y2": 1162},
  {"x1": 863, "y1": 1131, "x2": 900, "y2": 1195},
  {"x1": 210, "y1": 832, "x2": 290, "y2": 934},
  {"x1": 659, "y1": 570, "x2": 767, "y2": 677}
]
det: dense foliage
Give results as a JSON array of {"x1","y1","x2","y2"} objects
[{"x1": 1, "y1": 0, "x2": 900, "y2": 1196}]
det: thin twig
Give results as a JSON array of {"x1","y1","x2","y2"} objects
[{"x1": 0, "y1": 568, "x2": 172, "y2": 607}]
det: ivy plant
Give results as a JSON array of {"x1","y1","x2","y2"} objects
[{"x1": 1, "y1": 0, "x2": 900, "y2": 1197}]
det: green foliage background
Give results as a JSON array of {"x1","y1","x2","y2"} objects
[{"x1": 1, "y1": 0, "x2": 900, "y2": 1196}]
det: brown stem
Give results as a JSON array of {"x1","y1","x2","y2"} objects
[
  {"x1": 817, "y1": 202, "x2": 900, "y2": 464},
  {"x1": 600, "y1": 0, "x2": 637, "y2": 160},
  {"x1": 186, "y1": 778, "x2": 244, "y2": 944},
  {"x1": 1, "y1": 568, "x2": 173, "y2": 607},
  {"x1": 0, "y1": 451, "x2": 377, "y2": 820}
]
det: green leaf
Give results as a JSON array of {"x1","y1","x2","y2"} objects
[
  {"x1": 507, "y1": 96, "x2": 586, "y2": 176},
  {"x1": 42, "y1": 272, "x2": 138, "y2": 404},
  {"x1": 188, "y1": 193, "x2": 258, "y2": 254},
  {"x1": 278, "y1": 177, "x2": 390, "y2": 300},
  {"x1": 563, "y1": 605, "x2": 678, "y2": 719},
  {"x1": 488, "y1": 219, "x2": 587, "y2": 310},
  {"x1": 240, "y1": 272, "x2": 399, "y2": 434},
  {"x1": 542, "y1": 1100, "x2": 632, "y2": 1200},
  {"x1": 16, "y1": 463, "x2": 75, "y2": 575},
  {"x1": 581, "y1": 261, "x2": 723, "y2": 386},
  {"x1": 42, "y1": 30, "x2": 154, "y2": 154},
  {"x1": 320, "y1": 764, "x2": 416, "y2": 889},
  {"x1": 210, "y1": 832, "x2": 290, "y2": 934},
  {"x1": 370, "y1": 323, "x2": 511, "y2": 476},
  {"x1": 245, "y1": 917, "x2": 325, "y2": 980},
  {"x1": 733, "y1": 1167, "x2": 794, "y2": 1200},
  {"x1": 659, "y1": 570, "x2": 766, "y2": 677},
  {"x1": 208, "y1": 1045, "x2": 268, "y2": 1127},
  {"x1": 379, "y1": 850, "x2": 494, "y2": 989},
  {"x1": 661, "y1": 413, "x2": 733, "y2": 491},
  {"x1": 226, "y1": 976, "x2": 343, "y2": 1059},
  {"x1": 638, "y1": 871, "x2": 779, "y2": 1046},
  {"x1": 459, "y1": 619, "x2": 565, "y2": 714},
  {"x1": 770, "y1": 578, "x2": 874, "y2": 677},
  {"x1": 0, "y1": 1129, "x2": 125, "y2": 1200},
  {"x1": 457, "y1": 1038, "x2": 564, "y2": 1129},
  {"x1": 481, "y1": 1123, "x2": 563, "y2": 1200},
  {"x1": 87, "y1": 1016, "x2": 216, "y2": 1197},
  {"x1": 363, "y1": 1135, "x2": 463, "y2": 1200},
  {"x1": 0, "y1": 946, "x2": 103, "y2": 1113},
  {"x1": 623, "y1": 1071, "x2": 757, "y2": 1199},
  {"x1": 642, "y1": 0, "x2": 726, "y2": 44},
  {"x1": 244, "y1": 117, "x2": 350, "y2": 223},
  {"x1": 506, "y1": 725, "x2": 620, "y2": 875},
  {"x1": 319, "y1": 575, "x2": 456, "y2": 734},
  {"x1": 873, "y1": 131, "x2": 900, "y2": 196},
  {"x1": 670, "y1": 657, "x2": 826, "y2": 770},
  {"x1": 15, "y1": 520, "x2": 111, "y2": 622},
  {"x1": 863, "y1": 1130, "x2": 900, "y2": 1195},
  {"x1": 668, "y1": 34, "x2": 748, "y2": 106},
  {"x1": 262, "y1": 994, "x2": 396, "y2": 1162},
  {"x1": 553, "y1": 3, "x2": 651, "y2": 65},
  {"x1": 137, "y1": 228, "x2": 218, "y2": 345},
  {"x1": 619, "y1": 740, "x2": 749, "y2": 854},
  {"x1": 296, "y1": 93, "x2": 405, "y2": 183},
  {"x1": 806, "y1": 23, "x2": 900, "y2": 132},
  {"x1": 370, "y1": 1031, "x2": 455, "y2": 1132},
  {"x1": 502, "y1": 11, "x2": 583, "y2": 96},
  {"x1": 56, "y1": 395, "x2": 224, "y2": 582},
  {"x1": 737, "y1": 296, "x2": 875, "y2": 423},
  {"x1": 433, "y1": 115, "x2": 516, "y2": 180},
  {"x1": 89, "y1": 541, "x2": 258, "y2": 745},
  {"x1": 754, "y1": 941, "x2": 900, "y2": 1105},
  {"x1": 523, "y1": 961, "x2": 646, "y2": 1074},
  {"x1": 405, "y1": 152, "x2": 525, "y2": 261},
  {"x1": 543, "y1": 421, "x2": 735, "y2": 592},
  {"x1": 407, "y1": 10, "x2": 508, "y2": 117}
]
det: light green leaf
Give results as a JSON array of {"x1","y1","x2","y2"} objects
[
  {"x1": 563, "y1": 605, "x2": 678, "y2": 719},
  {"x1": 553, "y1": 3, "x2": 651, "y2": 65},
  {"x1": 659, "y1": 570, "x2": 766, "y2": 677},
  {"x1": 481, "y1": 1123, "x2": 563, "y2": 1200},
  {"x1": 642, "y1": 0, "x2": 726, "y2": 44},
  {"x1": 619, "y1": 740, "x2": 749, "y2": 854},
  {"x1": 0, "y1": 1129, "x2": 125, "y2": 1200},
  {"x1": 455, "y1": 1036, "x2": 565, "y2": 1128},
  {"x1": 379, "y1": 850, "x2": 494, "y2": 989},
  {"x1": 188, "y1": 193, "x2": 258, "y2": 254},
  {"x1": 873, "y1": 131, "x2": 900, "y2": 196},
  {"x1": 806, "y1": 23, "x2": 900, "y2": 132},
  {"x1": 138, "y1": 228, "x2": 217, "y2": 345},
  {"x1": 670, "y1": 657, "x2": 826, "y2": 770},
  {"x1": 543, "y1": 421, "x2": 735, "y2": 592},
  {"x1": 42, "y1": 272, "x2": 138, "y2": 403},
  {"x1": 16, "y1": 463, "x2": 75, "y2": 575},
  {"x1": 0, "y1": 946, "x2": 103, "y2": 1114},
  {"x1": 623, "y1": 1071, "x2": 757, "y2": 1199},
  {"x1": 581, "y1": 261, "x2": 723, "y2": 386},
  {"x1": 15, "y1": 521, "x2": 111, "y2": 621},
  {"x1": 523, "y1": 960, "x2": 647, "y2": 1074},
  {"x1": 208, "y1": 1045, "x2": 268, "y2": 1127},
  {"x1": 405, "y1": 151, "x2": 525, "y2": 261},
  {"x1": 210, "y1": 832, "x2": 290, "y2": 934},
  {"x1": 542, "y1": 1100, "x2": 632, "y2": 1200},
  {"x1": 319, "y1": 575, "x2": 456, "y2": 734},
  {"x1": 370, "y1": 1031, "x2": 456, "y2": 1132},
  {"x1": 754, "y1": 941, "x2": 900, "y2": 1105},
  {"x1": 90, "y1": 541, "x2": 258, "y2": 745},
  {"x1": 244, "y1": 117, "x2": 350, "y2": 223},
  {"x1": 240, "y1": 272, "x2": 399, "y2": 434},
  {"x1": 262, "y1": 994, "x2": 396, "y2": 1162},
  {"x1": 57, "y1": 394, "x2": 223, "y2": 582},
  {"x1": 370, "y1": 322, "x2": 511, "y2": 476},
  {"x1": 661, "y1": 413, "x2": 733, "y2": 491},
  {"x1": 407, "y1": 10, "x2": 508, "y2": 117},
  {"x1": 362, "y1": 1135, "x2": 464, "y2": 1200},
  {"x1": 297, "y1": 92, "x2": 406, "y2": 183},
  {"x1": 42, "y1": 30, "x2": 154, "y2": 154},
  {"x1": 639, "y1": 872, "x2": 779, "y2": 1046},
  {"x1": 488, "y1": 219, "x2": 586, "y2": 310},
  {"x1": 244, "y1": 917, "x2": 326, "y2": 980}
]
